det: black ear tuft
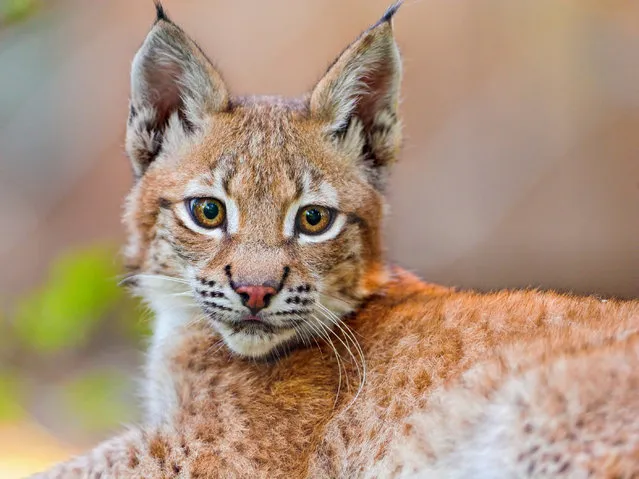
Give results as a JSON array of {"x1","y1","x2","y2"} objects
[
  {"x1": 310, "y1": 2, "x2": 403, "y2": 189},
  {"x1": 127, "y1": 5, "x2": 230, "y2": 177},
  {"x1": 154, "y1": 1, "x2": 169, "y2": 23},
  {"x1": 379, "y1": 0, "x2": 404, "y2": 25}
]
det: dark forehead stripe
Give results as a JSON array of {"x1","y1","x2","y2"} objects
[
  {"x1": 211, "y1": 155, "x2": 237, "y2": 195},
  {"x1": 158, "y1": 197, "x2": 173, "y2": 209},
  {"x1": 346, "y1": 212, "x2": 365, "y2": 226},
  {"x1": 292, "y1": 162, "x2": 326, "y2": 199},
  {"x1": 203, "y1": 101, "x2": 329, "y2": 206},
  {"x1": 222, "y1": 172, "x2": 232, "y2": 195}
]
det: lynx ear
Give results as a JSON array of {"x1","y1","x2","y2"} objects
[
  {"x1": 126, "y1": 3, "x2": 230, "y2": 177},
  {"x1": 310, "y1": 2, "x2": 403, "y2": 189}
]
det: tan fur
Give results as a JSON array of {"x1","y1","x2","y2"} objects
[{"x1": 34, "y1": 3, "x2": 639, "y2": 478}]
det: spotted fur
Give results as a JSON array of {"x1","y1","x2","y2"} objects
[{"x1": 34, "y1": 2, "x2": 639, "y2": 478}]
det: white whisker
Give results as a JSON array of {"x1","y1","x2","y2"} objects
[
  {"x1": 295, "y1": 314, "x2": 345, "y2": 408},
  {"x1": 311, "y1": 313, "x2": 359, "y2": 394},
  {"x1": 170, "y1": 291, "x2": 196, "y2": 297},
  {"x1": 206, "y1": 338, "x2": 228, "y2": 356},
  {"x1": 314, "y1": 303, "x2": 367, "y2": 409},
  {"x1": 319, "y1": 291, "x2": 356, "y2": 309},
  {"x1": 122, "y1": 273, "x2": 192, "y2": 287}
]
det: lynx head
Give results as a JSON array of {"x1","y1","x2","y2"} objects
[{"x1": 123, "y1": 2, "x2": 403, "y2": 358}]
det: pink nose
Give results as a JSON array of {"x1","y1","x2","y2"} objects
[{"x1": 234, "y1": 284, "x2": 277, "y2": 314}]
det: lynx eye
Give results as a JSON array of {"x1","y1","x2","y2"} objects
[
  {"x1": 188, "y1": 198, "x2": 226, "y2": 229},
  {"x1": 296, "y1": 205, "x2": 333, "y2": 236}
]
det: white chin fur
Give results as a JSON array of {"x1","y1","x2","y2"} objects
[{"x1": 217, "y1": 325, "x2": 297, "y2": 358}]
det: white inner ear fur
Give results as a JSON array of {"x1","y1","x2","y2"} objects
[
  {"x1": 283, "y1": 175, "x2": 346, "y2": 243},
  {"x1": 179, "y1": 173, "x2": 240, "y2": 237},
  {"x1": 130, "y1": 22, "x2": 223, "y2": 127},
  {"x1": 310, "y1": 22, "x2": 401, "y2": 137}
]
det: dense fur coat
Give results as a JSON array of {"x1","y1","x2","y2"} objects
[{"x1": 35, "y1": 3, "x2": 639, "y2": 478}]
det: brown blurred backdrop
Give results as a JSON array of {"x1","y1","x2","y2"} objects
[
  {"x1": 0, "y1": 0, "x2": 638, "y2": 474},
  {"x1": 1, "y1": 0, "x2": 638, "y2": 300}
]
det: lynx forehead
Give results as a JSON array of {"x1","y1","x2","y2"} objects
[{"x1": 123, "y1": 1, "x2": 402, "y2": 357}]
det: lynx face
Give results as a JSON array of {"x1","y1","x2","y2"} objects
[{"x1": 123, "y1": 4, "x2": 402, "y2": 358}]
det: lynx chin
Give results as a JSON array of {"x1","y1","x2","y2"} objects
[{"x1": 35, "y1": 2, "x2": 639, "y2": 478}]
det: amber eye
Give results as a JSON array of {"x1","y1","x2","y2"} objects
[
  {"x1": 188, "y1": 198, "x2": 226, "y2": 229},
  {"x1": 296, "y1": 205, "x2": 333, "y2": 236}
]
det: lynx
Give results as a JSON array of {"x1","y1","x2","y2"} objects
[{"x1": 36, "y1": 2, "x2": 639, "y2": 478}]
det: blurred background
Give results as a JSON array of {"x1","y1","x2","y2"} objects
[{"x1": 1, "y1": 0, "x2": 638, "y2": 475}]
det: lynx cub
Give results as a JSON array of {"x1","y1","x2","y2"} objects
[{"x1": 36, "y1": 2, "x2": 639, "y2": 478}]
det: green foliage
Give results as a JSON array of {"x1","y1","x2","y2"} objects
[
  {"x1": 0, "y1": 0, "x2": 40, "y2": 26},
  {"x1": 3, "y1": 244, "x2": 147, "y2": 427},
  {"x1": 63, "y1": 371, "x2": 132, "y2": 432},
  {"x1": 0, "y1": 371, "x2": 24, "y2": 421},
  {"x1": 13, "y1": 245, "x2": 123, "y2": 353}
]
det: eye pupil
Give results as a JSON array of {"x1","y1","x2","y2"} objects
[
  {"x1": 188, "y1": 198, "x2": 225, "y2": 229},
  {"x1": 305, "y1": 208, "x2": 322, "y2": 226},
  {"x1": 202, "y1": 201, "x2": 219, "y2": 220},
  {"x1": 297, "y1": 205, "x2": 333, "y2": 236}
]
